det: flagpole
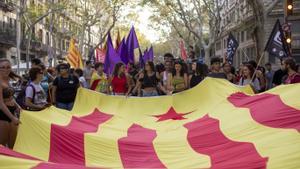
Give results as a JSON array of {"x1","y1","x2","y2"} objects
[{"x1": 251, "y1": 51, "x2": 265, "y2": 82}]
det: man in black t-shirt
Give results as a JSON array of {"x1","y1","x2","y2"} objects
[
  {"x1": 272, "y1": 60, "x2": 287, "y2": 87},
  {"x1": 52, "y1": 63, "x2": 79, "y2": 111}
]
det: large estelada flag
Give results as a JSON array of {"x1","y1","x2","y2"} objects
[
  {"x1": 265, "y1": 19, "x2": 291, "y2": 58},
  {"x1": 66, "y1": 38, "x2": 83, "y2": 69},
  {"x1": 1, "y1": 78, "x2": 300, "y2": 168}
]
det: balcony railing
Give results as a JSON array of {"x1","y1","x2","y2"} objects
[
  {"x1": 0, "y1": 23, "x2": 16, "y2": 46},
  {"x1": 0, "y1": 0, "x2": 14, "y2": 12}
]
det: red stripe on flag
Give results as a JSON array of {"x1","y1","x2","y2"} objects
[
  {"x1": 228, "y1": 92, "x2": 300, "y2": 131},
  {"x1": 67, "y1": 56, "x2": 77, "y2": 67},
  {"x1": 33, "y1": 163, "x2": 102, "y2": 169},
  {"x1": 184, "y1": 115, "x2": 267, "y2": 169},
  {"x1": 90, "y1": 79, "x2": 101, "y2": 91},
  {"x1": 0, "y1": 146, "x2": 41, "y2": 161},
  {"x1": 49, "y1": 109, "x2": 112, "y2": 165},
  {"x1": 118, "y1": 124, "x2": 166, "y2": 168}
]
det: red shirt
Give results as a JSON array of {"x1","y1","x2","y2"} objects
[
  {"x1": 111, "y1": 75, "x2": 127, "y2": 94},
  {"x1": 285, "y1": 73, "x2": 300, "y2": 84}
]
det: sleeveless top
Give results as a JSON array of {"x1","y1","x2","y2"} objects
[
  {"x1": 112, "y1": 75, "x2": 127, "y2": 94},
  {"x1": 142, "y1": 73, "x2": 158, "y2": 89},
  {"x1": 0, "y1": 85, "x2": 16, "y2": 122},
  {"x1": 172, "y1": 76, "x2": 185, "y2": 92}
]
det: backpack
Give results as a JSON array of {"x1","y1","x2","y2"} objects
[{"x1": 16, "y1": 84, "x2": 36, "y2": 110}]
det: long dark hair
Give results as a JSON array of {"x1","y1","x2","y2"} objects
[
  {"x1": 113, "y1": 62, "x2": 125, "y2": 77},
  {"x1": 244, "y1": 64, "x2": 255, "y2": 79},
  {"x1": 195, "y1": 62, "x2": 208, "y2": 78},
  {"x1": 172, "y1": 61, "x2": 185, "y2": 77},
  {"x1": 144, "y1": 61, "x2": 155, "y2": 74},
  {"x1": 0, "y1": 59, "x2": 22, "y2": 80}
]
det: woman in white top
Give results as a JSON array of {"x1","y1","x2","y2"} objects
[
  {"x1": 25, "y1": 67, "x2": 50, "y2": 110},
  {"x1": 159, "y1": 60, "x2": 173, "y2": 94},
  {"x1": 239, "y1": 64, "x2": 261, "y2": 93},
  {"x1": 74, "y1": 68, "x2": 89, "y2": 88}
]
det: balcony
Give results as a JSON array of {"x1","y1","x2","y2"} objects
[
  {"x1": 0, "y1": 23, "x2": 16, "y2": 47},
  {"x1": 0, "y1": 0, "x2": 14, "y2": 12}
]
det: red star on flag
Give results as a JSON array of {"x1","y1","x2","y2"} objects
[{"x1": 154, "y1": 107, "x2": 193, "y2": 122}]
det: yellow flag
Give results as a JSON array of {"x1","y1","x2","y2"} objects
[{"x1": 66, "y1": 38, "x2": 83, "y2": 69}]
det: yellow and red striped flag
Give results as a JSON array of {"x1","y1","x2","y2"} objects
[
  {"x1": 1, "y1": 78, "x2": 300, "y2": 168},
  {"x1": 66, "y1": 38, "x2": 83, "y2": 69}
]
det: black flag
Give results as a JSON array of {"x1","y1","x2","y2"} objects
[
  {"x1": 227, "y1": 32, "x2": 239, "y2": 64},
  {"x1": 265, "y1": 19, "x2": 291, "y2": 59}
]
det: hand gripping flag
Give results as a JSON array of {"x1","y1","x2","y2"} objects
[
  {"x1": 265, "y1": 19, "x2": 291, "y2": 59},
  {"x1": 227, "y1": 33, "x2": 239, "y2": 64},
  {"x1": 1, "y1": 78, "x2": 300, "y2": 168}
]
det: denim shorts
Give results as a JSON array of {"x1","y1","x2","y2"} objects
[
  {"x1": 142, "y1": 90, "x2": 158, "y2": 97},
  {"x1": 56, "y1": 102, "x2": 74, "y2": 111}
]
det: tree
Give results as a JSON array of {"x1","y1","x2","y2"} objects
[
  {"x1": 145, "y1": 0, "x2": 225, "y2": 64},
  {"x1": 247, "y1": 0, "x2": 281, "y2": 61}
]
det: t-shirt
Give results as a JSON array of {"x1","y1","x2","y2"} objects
[
  {"x1": 239, "y1": 78, "x2": 261, "y2": 92},
  {"x1": 265, "y1": 70, "x2": 274, "y2": 90},
  {"x1": 53, "y1": 75, "x2": 79, "y2": 103},
  {"x1": 208, "y1": 72, "x2": 227, "y2": 79},
  {"x1": 272, "y1": 69, "x2": 286, "y2": 86},
  {"x1": 83, "y1": 68, "x2": 93, "y2": 80},
  {"x1": 285, "y1": 73, "x2": 300, "y2": 84},
  {"x1": 25, "y1": 82, "x2": 47, "y2": 106},
  {"x1": 79, "y1": 76, "x2": 89, "y2": 88},
  {"x1": 40, "y1": 75, "x2": 49, "y2": 95}
]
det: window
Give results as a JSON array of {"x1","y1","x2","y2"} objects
[
  {"x1": 216, "y1": 41, "x2": 221, "y2": 50},
  {"x1": 38, "y1": 29, "x2": 43, "y2": 42},
  {"x1": 46, "y1": 32, "x2": 50, "y2": 45},
  {"x1": 241, "y1": 31, "x2": 245, "y2": 42}
]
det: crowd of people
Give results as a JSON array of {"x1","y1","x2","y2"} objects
[{"x1": 0, "y1": 52, "x2": 299, "y2": 148}]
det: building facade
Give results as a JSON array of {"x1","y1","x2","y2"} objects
[
  {"x1": 0, "y1": 0, "x2": 100, "y2": 68},
  {"x1": 215, "y1": 0, "x2": 300, "y2": 68}
]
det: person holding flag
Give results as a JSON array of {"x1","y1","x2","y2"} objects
[{"x1": 90, "y1": 62, "x2": 110, "y2": 94}]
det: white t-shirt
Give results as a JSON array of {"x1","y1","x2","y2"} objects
[
  {"x1": 25, "y1": 82, "x2": 47, "y2": 106},
  {"x1": 79, "y1": 76, "x2": 88, "y2": 88},
  {"x1": 239, "y1": 78, "x2": 261, "y2": 92}
]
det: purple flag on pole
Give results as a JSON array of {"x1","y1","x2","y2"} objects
[
  {"x1": 143, "y1": 48, "x2": 148, "y2": 63},
  {"x1": 126, "y1": 26, "x2": 139, "y2": 63},
  {"x1": 117, "y1": 38, "x2": 129, "y2": 64},
  {"x1": 147, "y1": 45, "x2": 154, "y2": 61},
  {"x1": 104, "y1": 31, "x2": 121, "y2": 74}
]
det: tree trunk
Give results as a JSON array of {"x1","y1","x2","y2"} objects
[
  {"x1": 79, "y1": 25, "x2": 86, "y2": 56},
  {"x1": 204, "y1": 47, "x2": 210, "y2": 65},
  {"x1": 49, "y1": 0, "x2": 55, "y2": 67},
  {"x1": 16, "y1": 0, "x2": 22, "y2": 74},
  {"x1": 26, "y1": 29, "x2": 32, "y2": 69}
]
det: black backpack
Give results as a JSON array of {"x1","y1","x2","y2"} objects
[{"x1": 16, "y1": 84, "x2": 36, "y2": 110}]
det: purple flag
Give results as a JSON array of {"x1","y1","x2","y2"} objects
[
  {"x1": 143, "y1": 48, "x2": 148, "y2": 63},
  {"x1": 126, "y1": 26, "x2": 139, "y2": 63},
  {"x1": 104, "y1": 31, "x2": 121, "y2": 74},
  {"x1": 147, "y1": 46, "x2": 154, "y2": 61},
  {"x1": 117, "y1": 38, "x2": 129, "y2": 64}
]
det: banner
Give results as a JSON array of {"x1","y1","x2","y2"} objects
[
  {"x1": 227, "y1": 32, "x2": 239, "y2": 64},
  {"x1": 265, "y1": 19, "x2": 291, "y2": 58},
  {"x1": 1, "y1": 78, "x2": 300, "y2": 168}
]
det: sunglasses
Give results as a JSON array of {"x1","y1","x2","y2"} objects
[
  {"x1": 0, "y1": 66, "x2": 11, "y2": 70},
  {"x1": 60, "y1": 67, "x2": 69, "y2": 70}
]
